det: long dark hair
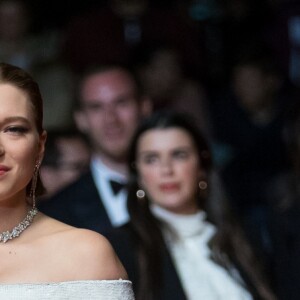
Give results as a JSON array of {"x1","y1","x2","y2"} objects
[{"x1": 127, "y1": 110, "x2": 275, "y2": 300}]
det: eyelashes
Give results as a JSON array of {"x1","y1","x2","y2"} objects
[{"x1": 4, "y1": 126, "x2": 29, "y2": 135}]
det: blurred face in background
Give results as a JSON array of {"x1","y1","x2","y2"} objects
[
  {"x1": 40, "y1": 136, "x2": 90, "y2": 196},
  {"x1": 0, "y1": 0, "x2": 29, "y2": 41},
  {"x1": 233, "y1": 64, "x2": 280, "y2": 112},
  {"x1": 110, "y1": 0, "x2": 148, "y2": 18},
  {"x1": 136, "y1": 128, "x2": 204, "y2": 214},
  {"x1": 138, "y1": 48, "x2": 181, "y2": 100},
  {"x1": 75, "y1": 68, "x2": 148, "y2": 163}
]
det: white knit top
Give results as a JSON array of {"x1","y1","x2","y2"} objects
[
  {"x1": 151, "y1": 204, "x2": 253, "y2": 300},
  {"x1": 0, "y1": 280, "x2": 134, "y2": 299}
]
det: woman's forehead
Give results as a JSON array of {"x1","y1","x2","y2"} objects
[
  {"x1": 138, "y1": 128, "x2": 194, "y2": 151},
  {"x1": 0, "y1": 84, "x2": 34, "y2": 120}
]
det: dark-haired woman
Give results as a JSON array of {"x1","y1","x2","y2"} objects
[{"x1": 106, "y1": 110, "x2": 276, "y2": 300}]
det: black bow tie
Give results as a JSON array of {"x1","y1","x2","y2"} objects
[{"x1": 109, "y1": 180, "x2": 126, "y2": 195}]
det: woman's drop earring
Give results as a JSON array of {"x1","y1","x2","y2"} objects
[{"x1": 30, "y1": 161, "x2": 40, "y2": 208}]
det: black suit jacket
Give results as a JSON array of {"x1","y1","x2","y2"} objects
[
  {"x1": 104, "y1": 224, "x2": 187, "y2": 300},
  {"x1": 38, "y1": 170, "x2": 113, "y2": 233}
]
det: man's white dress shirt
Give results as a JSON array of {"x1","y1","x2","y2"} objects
[{"x1": 91, "y1": 157, "x2": 129, "y2": 227}]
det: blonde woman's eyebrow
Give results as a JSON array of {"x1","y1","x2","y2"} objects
[
  {"x1": 2, "y1": 116, "x2": 30, "y2": 123},
  {"x1": 0, "y1": 116, "x2": 31, "y2": 126}
]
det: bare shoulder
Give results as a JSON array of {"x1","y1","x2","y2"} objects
[
  {"x1": 66, "y1": 228, "x2": 128, "y2": 280},
  {"x1": 35, "y1": 214, "x2": 128, "y2": 281}
]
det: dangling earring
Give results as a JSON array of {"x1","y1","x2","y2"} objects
[
  {"x1": 30, "y1": 161, "x2": 40, "y2": 209},
  {"x1": 199, "y1": 180, "x2": 208, "y2": 190},
  {"x1": 136, "y1": 189, "x2": 145, "y2": 199}
]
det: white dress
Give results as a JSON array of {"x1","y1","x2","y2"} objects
[{"x1": 0, "y1": 280, "x2": 134, "y2": 300}]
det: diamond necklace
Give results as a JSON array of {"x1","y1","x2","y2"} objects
[{"x1": 0, "y1": 207, "x2": 38, "y2": 243}]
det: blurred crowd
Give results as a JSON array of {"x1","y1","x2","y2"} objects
[{"x1": 3, "y1": 0, "x2": 300, "y2": 299}]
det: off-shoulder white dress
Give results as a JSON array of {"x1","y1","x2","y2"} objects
[{"x1": 0, "y1": 280, "x2": 134, "y2": 299}]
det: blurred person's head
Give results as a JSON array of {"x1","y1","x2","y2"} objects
[
  {"x1": 131, "y1": 42, "x2": 184, "y2": 104},
  {"x1": 232, "y1": 53, "x2": 283, "y2": 114},
  {"x1": 110, "y1": 0, "x2": 148, "y2": 18},
  {"x1": 40, "y1": 128, "x2": 90, "y2": 196},
  {"x1": 74, "y1": 64, "x2": 151, "y2": 172},
  {"x1": 0, "y1": 0, "x2": 31, "y2": 41},
  {"x1": 127, "y1": 110, "x2": 211, "y2": 215}
]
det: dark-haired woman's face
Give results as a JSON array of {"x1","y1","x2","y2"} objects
[{"x1": 136, "y1": 128, "x2": 204, "y2": 214}]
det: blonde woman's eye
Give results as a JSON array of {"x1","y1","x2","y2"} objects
[{"x1": 5, "y1": 126, "x2": 29, "y2": 134}]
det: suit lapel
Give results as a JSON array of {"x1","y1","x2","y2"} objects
[{"x1": 71, "y1": 171, "x2": 113, "y2": 232}]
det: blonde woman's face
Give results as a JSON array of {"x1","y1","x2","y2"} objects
[
  {"x1": 136, "y1": 128, "x2": 203, "y2": 214},
  {"x1": 0, "y1": 84, "x2": 45, "y2": 204}
]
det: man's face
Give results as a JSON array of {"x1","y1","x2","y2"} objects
[{"x1": 76, "y1": 68, "x2": 143, "y2": 161}]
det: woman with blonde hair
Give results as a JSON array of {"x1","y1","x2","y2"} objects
[{"x1": 0, "y1": 63, "x2": 134, "y2": 299}]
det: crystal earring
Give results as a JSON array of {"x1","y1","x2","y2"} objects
[
  {"x1": 30, "y1": 161, "x2": 40, "y2": 208},
  {"x1": 199, "y1": 180, "x2": 208, "y2": 190},
  {"x1": 136, "y1": 189, "x2": 145, "y2": 199}
]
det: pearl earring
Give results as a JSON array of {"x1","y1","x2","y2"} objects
[
  {"x1": 199, "y1": 180, "x2": 208, "y2": 190},
  {"x1": 136, "y1": 189, "x2": 145, "y2": 199}
]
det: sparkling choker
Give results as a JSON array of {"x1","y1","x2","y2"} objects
[{"x1": 0, "y1": 207, "x2": 38, "y2": 243}]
